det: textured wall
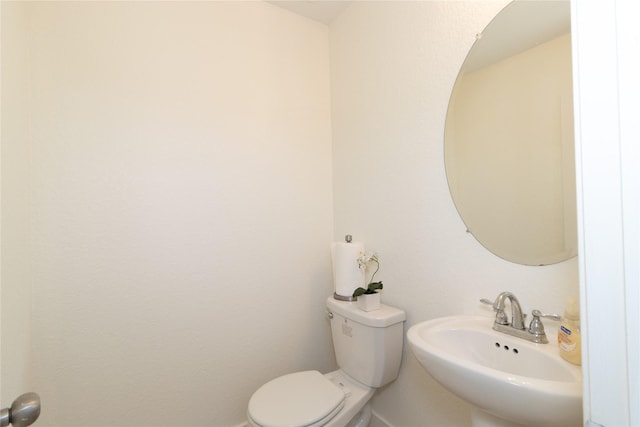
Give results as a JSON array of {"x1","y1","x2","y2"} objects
[
  {"x1": 1, "y1": 0, "x2": 33, "y2": 403},
  {"x1": 329, "y1": 2, "x2": 579, "y2": 425},
  {"x1": 22, "y1": 2, "x2": 334, "y2": 425}
]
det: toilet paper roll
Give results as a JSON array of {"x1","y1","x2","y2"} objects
[{"x1": 331, "y1": 240, "x2": 365, "y2": 298}]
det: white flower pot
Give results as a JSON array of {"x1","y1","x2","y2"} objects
[{"x1": 357, "y1": 293, "x2": 381, "y2": 311}]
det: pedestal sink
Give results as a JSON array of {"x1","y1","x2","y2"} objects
[{"x1": 407, "y1": 315, "x2": 582, "y2": 427}]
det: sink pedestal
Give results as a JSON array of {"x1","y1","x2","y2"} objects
[{"x1": 471, "y1": 408, "x2": 526, "y2": 427}]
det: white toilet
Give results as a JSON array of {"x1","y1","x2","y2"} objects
[{"x1": 247, "y1": 296, "x2": 406, "y2": 427}]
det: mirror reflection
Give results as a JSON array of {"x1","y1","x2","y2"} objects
[{"x1": 445, "y1": 0, "x2": 576, "y2": 266}]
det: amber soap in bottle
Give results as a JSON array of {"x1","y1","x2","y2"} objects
[{"x1": 558, "y1": 298, "x2": 581, "y2": 365}]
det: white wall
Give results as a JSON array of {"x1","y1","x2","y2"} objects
[
  {"x1": 1, "y1": 0, "x2": 33, "y2": 403},
  {"x1": 329, "y1": 2, "x2": 579, "y2": 425},
  {"x1": 6, "y1": 2, "x2": 334, "y2": 425}
]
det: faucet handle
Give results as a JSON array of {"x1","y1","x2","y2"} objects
[
  {"x1": 531, "y1": 309, "x2": 562, "y2": 320},
  {"x1": 480, "y1": 298, "x2": 509, "y2": 325},
  {"x1": 528, "y1": 309, "x2": 562, "y2": 335}
]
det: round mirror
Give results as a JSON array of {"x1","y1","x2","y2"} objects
[{"x1": 444, "y1": 0, "x2": 576, "y2": 266}]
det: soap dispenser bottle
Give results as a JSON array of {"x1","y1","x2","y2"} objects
[{"x1": 558, "y1": 297, "x2": 581, "y2": 365}]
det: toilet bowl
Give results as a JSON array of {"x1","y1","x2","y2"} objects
[
  {"x1": 247, "y1": 369, "x2": 373, "y2": 427},
  {"x1": 246, "y1": 297, "x2": 405, "y2": 427}
]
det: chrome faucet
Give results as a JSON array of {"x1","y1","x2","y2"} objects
[
  {"x1": 494, "y1": 291, "x2": 525, "y2": 329},
  {"x1": 481, "y1": 292, "x2": 560, "y2": 344}
]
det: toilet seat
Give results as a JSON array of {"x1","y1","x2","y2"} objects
[{"x1": 247, "y1": 370, "x2": 345, "y2": 427}]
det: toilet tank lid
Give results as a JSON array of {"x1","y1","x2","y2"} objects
[{"x1": 326, "y1": 297, "x2": 406, "y2": 327}]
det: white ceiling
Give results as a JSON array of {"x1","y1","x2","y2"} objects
[
  {"x1": 267, "y1": 1, "x2": 571, "y2": 72},
  {"x1": 266, "y1": 1, "x2": 353, "y2": 25}
]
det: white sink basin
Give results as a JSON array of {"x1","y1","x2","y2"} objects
[{"x1": 407, "y1": 315, "x2": 582, "y2": 427}]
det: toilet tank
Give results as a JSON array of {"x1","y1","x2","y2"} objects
[{"x1": 326, "y1": 297, "x2": 406, "y2": 388}]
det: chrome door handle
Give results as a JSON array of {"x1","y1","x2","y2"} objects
[{"x1": 0, "y1": 393, "x2": 40, "y2": 427}]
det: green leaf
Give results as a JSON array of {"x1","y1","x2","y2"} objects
[
  {"x1": 352, "y1": 287, "x2": 367, "y2": 297},
  {"x1": 352, "y1": 281, "x2": 384, "y2": 297},
  {"x1": 366, "y1": 281, "x2": 383, "y2": 293}
]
